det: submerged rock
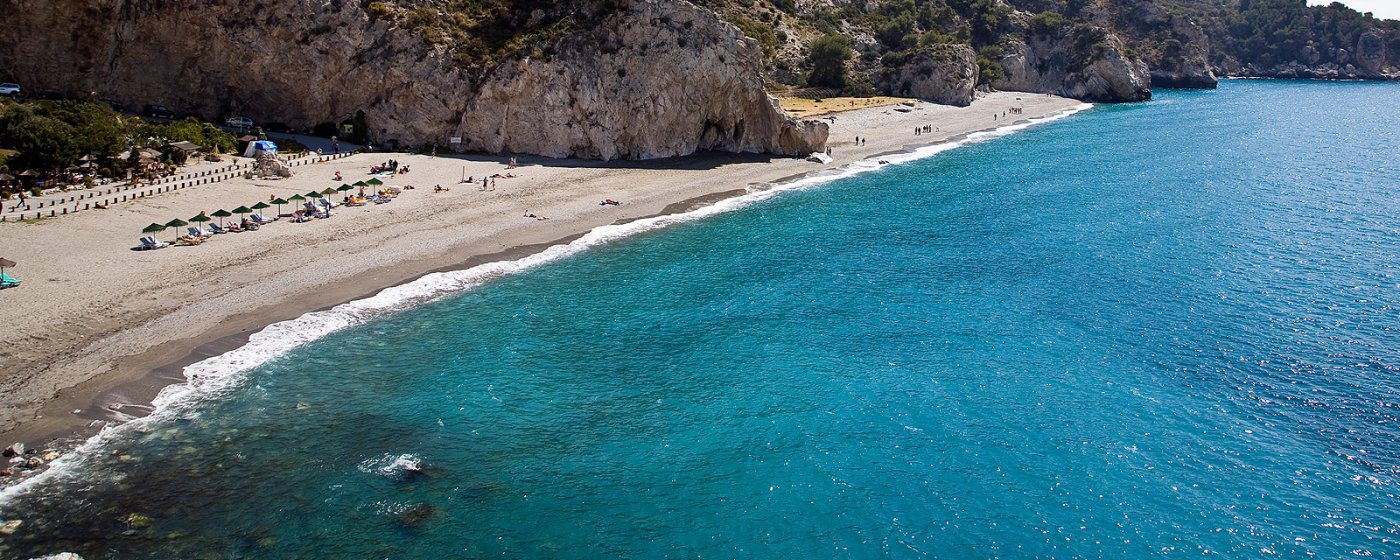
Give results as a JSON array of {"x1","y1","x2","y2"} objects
[
  {"x1": 0, "y1": 519, "x2": 21, "y2": 535},
  {"x1": 397, "y1": 502, "x2": 436, "y2": 527},
  {"x1": 125, "y1": 513, "x2": 153, "y2": 530}
]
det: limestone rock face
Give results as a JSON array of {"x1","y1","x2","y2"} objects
[
  {"x1": 457, "y1": 0, "x2": 826, "y2": 160},
  {"x1": 0, "y1": 0, "x2": 826, "y2": 160},
  {"x1": 996, "y1": 29, "x2": 1151, "y2": 102},
  {"x1": 875, "y1": 45, "x2": 979, "y2": 106},
  {"x1": 1148, "y1": 17, "x2": 1218, "y2": 89},
  {"x1": 1354, "y1": 31, "x2": 1394, "y2": 76}
]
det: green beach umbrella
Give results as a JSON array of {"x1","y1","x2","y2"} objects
[
  {"x1": 271, "y1": 197, "x2": 289, "y2": 216},
  {"x1": 352, "y1": 180, "x2": 367, "y2": 187},
  {"x1": 304, "y1": 191, "x2": 322, "y2": 198},
  {"x1": 251, "y1": 201, "x2": 271, "y2": 211},
  {"x1": 164, "y1": 218, "x2": 188, "y2": 242},
  {"x1": 288, "y1": 194, "x2": 306, "y2": 202},
  {"x1": 337, "y1": 184, "x2": 354, "y2": 192},
  {"x1": 211, "y1": 209, "x2": 233, "y2": 227},
  {"x1": 232, "y1": 205, "x2": 252, "y2": 216},
  {"x1": 366, "y1": 178, "x2": 383, "y2": 186},
  {"x1": 320, "y1": 187, "x2": 338, "y2": 196},
  {"x1": 189, "y1": 212, "x2": 211, "y2": 224},
  {"x1": 142, "y1": 222, "x2": 167, "y2": 243}
]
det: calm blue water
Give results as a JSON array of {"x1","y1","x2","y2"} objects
[{"x1": 2, "y1": 81, "x2": 1398, "y2": 559}]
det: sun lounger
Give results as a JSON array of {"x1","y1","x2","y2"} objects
[
  {"x1": 134, "y1": 236, "x2": 170, "y2": 251},
  {"x1": 209, "y1": 223, "x2": 228, "y2": 234},
  {"x1": 0, "y1": 273, "x2": 20, "y2": 289},
  {"x1": 251, "y1": 214, "x2": 276, "y2": 224}
]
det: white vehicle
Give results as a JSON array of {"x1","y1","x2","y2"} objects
[
  {"x1": 0, "y1": 83, "x2": 19, "y2": 96},
  {"x1": 224, "y1": 116, "x2": 254, "y2": 130}
]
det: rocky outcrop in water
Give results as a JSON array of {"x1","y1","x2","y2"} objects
[
  {"x1": 875, "y1": 45, "x2": 979, "y2": 106},
  {"x1": 1221, "y1": 29, "x2": 1400, "y2": 81},
  {"x1": 0, "y1": 0, "x2": 826, "y2": 160}
]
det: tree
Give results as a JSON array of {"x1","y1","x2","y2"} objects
[{"x1": 807, "y1": 34, "x2": 854, "y2": 88}]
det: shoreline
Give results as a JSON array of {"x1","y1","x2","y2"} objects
[{"x1": 0, "y1": 92, "x2": 1087, "y2": 490}]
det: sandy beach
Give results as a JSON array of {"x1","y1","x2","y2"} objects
[{"x1": 0, "y1": 91, "x2": 1082, "y2": 464}]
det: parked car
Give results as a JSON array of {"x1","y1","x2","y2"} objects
[
  {"x1": 224, "y1": 116, "x2": 254, "y2": 131},
  {"x1": 143, "y1": 104, "x2": 175, "y2": 120},
  {"x1": 0, "y1": 83, "x2": 19, "y2": 96}
]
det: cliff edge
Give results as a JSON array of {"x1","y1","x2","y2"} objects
[{"x1": 0, "y1": 0, "x2": 827, "y2": 161}]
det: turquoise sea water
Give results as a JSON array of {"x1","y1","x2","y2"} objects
[{"x1": 2, "y1": 80, "x2": 1398, "y2": 559}]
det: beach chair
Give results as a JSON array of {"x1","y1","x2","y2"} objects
[
  {"x1": 252, "y1": 214, "x2": 276, "y2": 224},
  {"x1": 209, "y1": 223, "x2": 228, "y2": 234},
  {"x1": 187, "y1": 227, "x2": 208, "y2": 238},
  {"x1": 135, "y1": 237, "x2": 169, "y2": 251},
  {"x1": 0, "y1": 273, "x2": 19, "y2": 289}
]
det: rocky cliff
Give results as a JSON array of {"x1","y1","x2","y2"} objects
[
  {"x1": 995, "y1": 20, "x2": 1152, "y2": 102},
  {"x1": 875, "y1": 44, "x2": 979, "y2": 106},
  {"x1": 458, "y1": 0, "x2": 826, "y2": 159},
  {"x1": 1220, "y1": 27, "x2": 1399, "y2": 81},
  {"x1": 0, "y1": 0, "x2": 827, "y2": 160}
]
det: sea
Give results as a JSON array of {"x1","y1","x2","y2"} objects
[{"x1": 0, "y1": 80, "x2": 1396, "y2": 559}]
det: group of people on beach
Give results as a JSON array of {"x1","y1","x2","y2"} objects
[
  {"x1": 370, "y1": 159, "x2": 409, "y2": 175},
  {"x1": 913, "y1": 125, "x2": 939, "y2": 136},
  {"x1": 854, "y1": 136, "x2": 867, "y2": 146},
  {"x1": 992, "y1": 108, "x2": 1024, "y2": 120}
]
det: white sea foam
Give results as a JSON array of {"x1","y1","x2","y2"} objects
[
  {"x1": 0, "y1": 102, "x2": 1092, "y2": 506},
  {"x1": 358, "y1": 453, "x2": 424, "y2": 478}
]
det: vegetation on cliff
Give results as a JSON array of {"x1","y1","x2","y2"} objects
[
  {"x1": 1165, "y1": 0, "x2": 1399, "y2": 70},
  {"x1": 686, "y1": 0, "x2": 1396, "y2": 98}
]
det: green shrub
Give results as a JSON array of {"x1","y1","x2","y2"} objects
[{"x1": 806, "y1": 34, "x2": 854, "y2": 88}]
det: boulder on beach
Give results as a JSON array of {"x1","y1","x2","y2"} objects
[
  {"x1": 3, "y1": 443, "x2": 24, "y2": 457},
  {"x1": 0, "y1": 519, "x2": 22, "y2": 535}
]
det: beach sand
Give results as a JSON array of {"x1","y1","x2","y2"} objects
[{"x1": 0, "y1": 92, "x2": 1082, "y2": 462}]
